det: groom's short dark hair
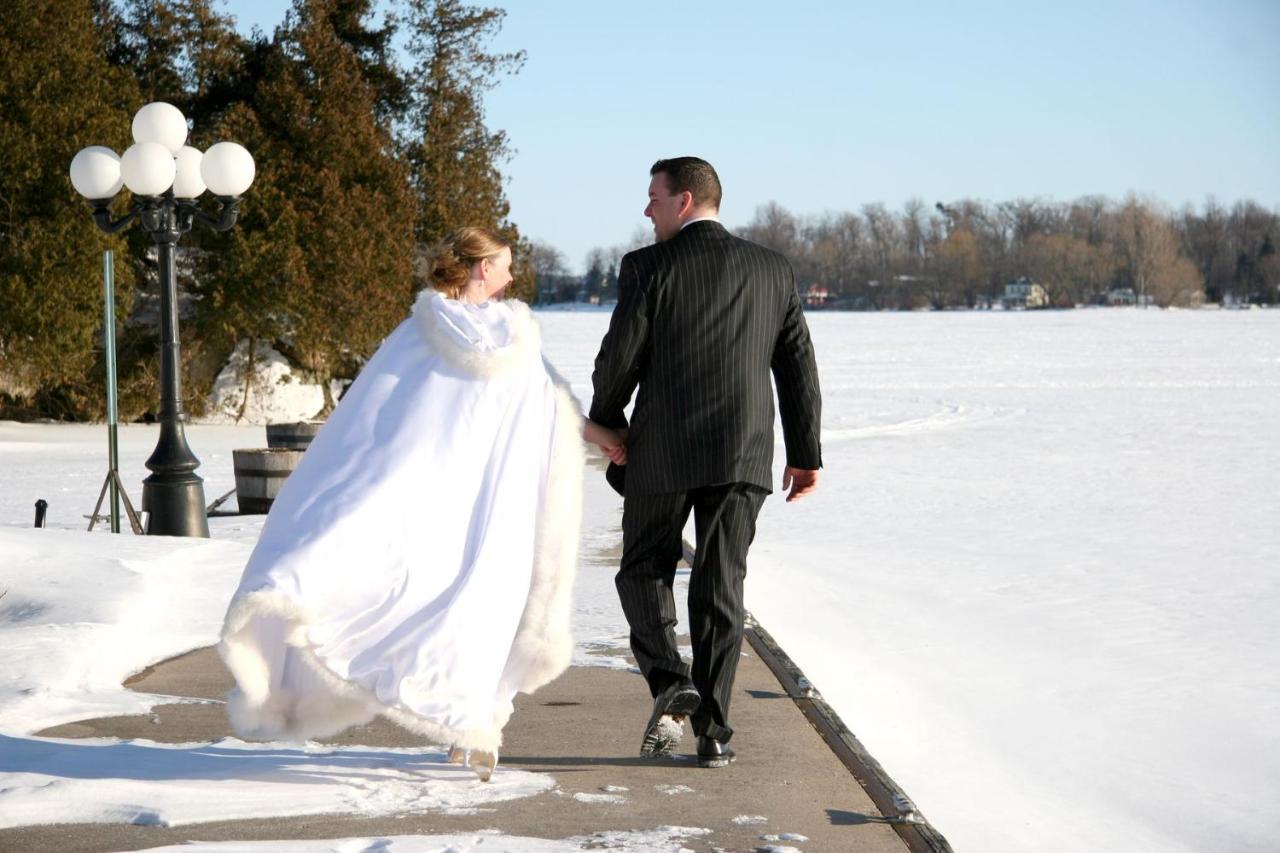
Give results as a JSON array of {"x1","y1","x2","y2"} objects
[{"x1": 651, "y1": 157, "x2": 722, "y2": 211}]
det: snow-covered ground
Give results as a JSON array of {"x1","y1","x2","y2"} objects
[{"x1": 1, "y1": 308, "x2": 1277, "y2": 851}]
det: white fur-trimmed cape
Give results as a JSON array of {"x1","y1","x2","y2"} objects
[{"x1": 218, "y1": 292, "x2": 584, "y2": 753}]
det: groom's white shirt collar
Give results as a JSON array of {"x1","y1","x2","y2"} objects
[{"x1": 681, "y1": 215, "x2": 720, "y2": 230}]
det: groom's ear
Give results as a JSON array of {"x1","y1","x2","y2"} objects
[{"x1": 678, "y1": 190, "x2": 695, "y2": 217}]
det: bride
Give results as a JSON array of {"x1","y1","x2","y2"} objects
[{"x1": 219, "y1": 226, "x2": 622, "y2": 780}]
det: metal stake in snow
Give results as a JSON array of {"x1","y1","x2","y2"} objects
[
  {"x1": 88, "y1": 250, "x2": 144, "y2": 536},
  {"x1": 103, "y1": 250, "x2": 120, "y2": 533}
]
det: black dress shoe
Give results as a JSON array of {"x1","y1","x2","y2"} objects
[
  {"x1": 696, "y1": 735, "x2": 736, "y2": 768},
  {"x1": 640, "y1": 682, "x2": 700, "y2": 757}
]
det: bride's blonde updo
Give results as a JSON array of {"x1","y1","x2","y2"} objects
[{"x1": 427, "y1": 226, "x2": 511, "y2": 300}]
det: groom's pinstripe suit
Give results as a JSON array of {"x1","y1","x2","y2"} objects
[{"x1": 590, "y1": 219, "x2": 822, "y2": 742}]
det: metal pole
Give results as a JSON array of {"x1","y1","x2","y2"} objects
[
  {"x1": 140, "y1": 196, "x2": 210, "y2": 537},
  {"x1": 103, "y1": 249, "x2": 121, "y2": 533}
]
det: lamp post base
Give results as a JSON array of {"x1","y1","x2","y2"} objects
[{"x1": 141, "y1": 474, "x2": 210, "y2": 537}]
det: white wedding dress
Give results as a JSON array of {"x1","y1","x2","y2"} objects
[{"x1": 219, "y1": 291, "x2": 584, "y2": 754}]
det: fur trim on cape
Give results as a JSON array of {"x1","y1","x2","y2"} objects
[
  {"x1": 218, "y1": 297, "x2": 583, "y2": 752},
  {"x1": 411, "y1": 289, "x2": 542, "y2": 378},
  {"x1": 500, "y1": 379, "x2": 583, "y2": 694}
]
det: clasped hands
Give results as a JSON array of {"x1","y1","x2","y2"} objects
[{"x1": 596, "y1": 428, "x2": 628, "y2": 466}]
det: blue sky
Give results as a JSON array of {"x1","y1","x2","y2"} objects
[{"x1": 224, "y1": 0, "x2": 1279, "y2": 272}]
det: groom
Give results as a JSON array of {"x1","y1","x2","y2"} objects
[{"x1": 589, "y1": 157, "x2": 823, "y2": 768}]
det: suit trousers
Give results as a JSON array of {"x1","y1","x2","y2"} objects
[{"x1": 616, "y1": 481, "x2": 768, "y2": 743}]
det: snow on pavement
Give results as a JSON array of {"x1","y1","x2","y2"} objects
[
  {"x1": 0, "y1": 738, "x2": 553, "y2": 829},
  {"x1": 135, "y1": 825, "x2": 714, "y2": 852}
]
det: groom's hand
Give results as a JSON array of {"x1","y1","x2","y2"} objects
[{"x1": 782, "y1": 466, "x2": 819, "y2": 502}]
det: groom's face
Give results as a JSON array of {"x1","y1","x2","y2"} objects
[{"x1": 645, "y1": 173, "x2": 687, "y2": 242}]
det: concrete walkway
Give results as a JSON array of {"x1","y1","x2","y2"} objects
[{"x1": 7, "y1": 639, "x2": 914, "y2": 853}]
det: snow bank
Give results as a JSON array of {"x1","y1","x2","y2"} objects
[
  {"x1": 203, "y1": 339, "x2": 336, "y2": 426},
  {"x1": 0, "y1": 527, "x2": 250, "y2": 734}
]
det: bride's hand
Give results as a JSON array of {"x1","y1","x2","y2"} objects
[
  {"x1": 607, "y1": 428, "x2": 628, "y2": 465},
  {"x1": 601, "y1": 442, "x2": 627, "y2": 465},
  {"x1": 596, "y1": 427, "x2": 627, "y2": 465}
]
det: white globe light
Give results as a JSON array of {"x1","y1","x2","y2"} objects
[
  {"x1": 201, "y1": 141, "x2": 255, "y2": 197},
  {"x1": 120, "y1": 142, "x2": 177, "y2": 196},
  {"x1": 172, "y1": 146, "x2": 207, "y2": 198},
  {"x1": 132, "y1": 102, "x2": 188, "y2": 154},
  {"x1": 69, "y1": 146, "x2": 124, "y2": 199}
]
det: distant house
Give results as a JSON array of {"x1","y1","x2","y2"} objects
[
  {"x1": 804, "y1": 283, "x2": 830, "y2": 308},
  {"x1": 1002, "y1": 277, "x2": 1048, "y2": 309},
  {"x1": 1105, "y1": 287, "x2": 1154, "y2": 307}
]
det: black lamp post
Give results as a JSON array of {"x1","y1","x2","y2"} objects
[{"x1": 71, "y1": 103, "x2": 255, "y2": 537}]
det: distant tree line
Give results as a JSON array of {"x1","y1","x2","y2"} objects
[
  {"x1": 1, "y1": 0, "x2": 528, "y2": 421},
  {"x1": 562, "y1": 196, "x2": 1278, "y2": 311},
  {"x1": 529, "y1": 229, "x2": 649, "y2": 305}
]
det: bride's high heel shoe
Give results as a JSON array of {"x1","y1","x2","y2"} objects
[
  {"x1": 468, "y1": 749, "x2": 498, "y2": 782},
  {"x1": 447, "y1": 745, "x2": 497, "y2": 780}
]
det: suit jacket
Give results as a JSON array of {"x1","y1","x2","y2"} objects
[{"x1": 589, "y1": 220, "x2": 822, "y2": 496}]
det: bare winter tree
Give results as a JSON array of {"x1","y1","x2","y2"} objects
[
  {"x1": 1113, "y1": 196, "x2": 1205, "y2": 307},
  {"x1": 805, "y1": 212, "x2": 864, "y2": 300},
  {"x1": 1024, "y1": 234, "x2": 1094, "y2": 306},
  {"x1": 527, "y1": 239, "x2": 572, "y2": 302},
  {"x1": 1148, "y1": 253, "x2": 1205, "y2": 308},
  {"x1": 901, "y1": 198, "x2": 929, "y2": 276},
  {"x1": 861, "y1": 202, "x2": 903, "y2": 308},
  {"x1": 739, "y1": 201, "x2": 801, "y2": 256},
  {"x1": 930, "y1": 228, "x2": 982, "y2": 309},
  {"x1": 528, "y1": 240, "x2": 567, "y2": 280}
]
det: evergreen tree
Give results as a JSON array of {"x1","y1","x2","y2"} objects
[
  {"x1": 402, "y1": 0, "x2": 533, "y2": 301},
  {"x1": 195, "y1": 0, "x2": 416, "y2": 414},
  {"x1": 583, "y1": 256, "x2": 605, "y2": 302},
  {"x1": 326, "y1": 0, "x2": 411, "y2": 127},
  {"x1": 119, "y1": 0, "x2": 187, "y2": 105},
  {"x1": 118, "y1": 0, "x2": 245, "y2": 122},
  {"x1": 0, "y1": 0, "x2": 139, "y2": 418}
]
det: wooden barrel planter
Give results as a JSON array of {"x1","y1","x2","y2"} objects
[
  {"x1": 266, "y1": 420, "x2": 325, "y2": 451},
  {"x1": 233, "y1": 448, "x2": 305, "y2": 514}
]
